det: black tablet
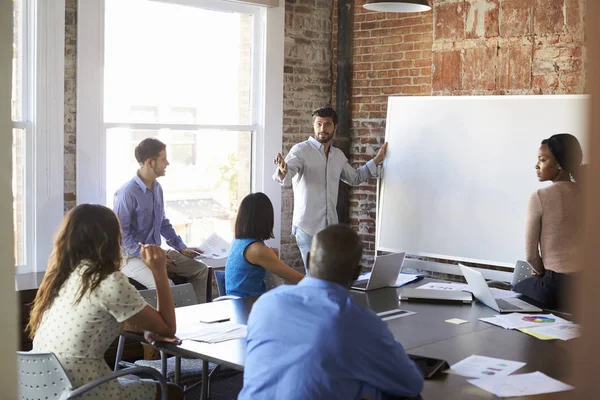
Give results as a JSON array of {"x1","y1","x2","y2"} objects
[{"x1": 408, "y1": 354, "x2": 449, "y2": 379}]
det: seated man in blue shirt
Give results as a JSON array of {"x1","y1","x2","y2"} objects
[
  {"x1": 240, "y1": 224, "x2": 424, "y2": 400},
  {"x1": 113, "y1": 138, "x2": 209, "y2": 303}
]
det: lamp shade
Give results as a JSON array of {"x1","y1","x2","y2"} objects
[{"x1": 363, "y1": 0, "x2": 431, "y2": 12}]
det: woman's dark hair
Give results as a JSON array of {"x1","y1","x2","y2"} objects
[
  {"x1": 135, "y1": 137, "x2": 166, "y2": 165},
  {"x1": 542, "y1": 133, "x2": 583, "y2": 182},
  {"x1": 311, "y1": 106, "x2": 338, "y2": 125},
  {"x1": 234, "y1": 192, "x2": 275, "y2": 241},
  {"x1": 26, "y1": 204, "x2": 123, "y2": 338}
]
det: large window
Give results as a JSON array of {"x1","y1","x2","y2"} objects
[
  {"x1": 79, "y1": 0, "x2": 285, "y2": 249},
  {"x1": 103, "y1": 0, "x2": 254, "y2": 243},
  {"x1": 77, "y1": 0, "x2": 284, "y2": 245},
  {"x1": 11, "y1": 0, "x2": 65, "y2": 273},
  {"x1": 12, "y1": 0, "x2": 27, "y2": 266}
]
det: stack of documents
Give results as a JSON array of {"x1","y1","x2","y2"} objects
[
  {"x1": 449, "y1": 355, "x2": 574, "y2": 397},
  {"x1": 479, "y1": 313, "x2": 580, "y2": 340},
  {"x1": 176, "y1": 322, "x2": 247, "y2": 343}
]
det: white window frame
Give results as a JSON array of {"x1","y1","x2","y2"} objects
[
  {"x1": 12, "y1": 0, "x2": 65, "y2": 274},
  {"x1": 77, "y1": 0, "x2": 284, "y2": 248}
]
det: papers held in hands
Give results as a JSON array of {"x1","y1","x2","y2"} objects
[
  {"x1": 176, "y1": 322, "x2": 247, "y2": 343},
  {"x1": 195, "y1": 233, "x2": 230, "y2": 260}
]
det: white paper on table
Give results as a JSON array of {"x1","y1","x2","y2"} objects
[
  {"x1": 468, "y1": 371, "x2": 574, "y2": 397},
  {"x1": 448, "y1": 355, "x2": 526, "y2": 378},
  {"x1": 416, "y1": 282, "x2": 469, "y2": 291},
  {"x1": 195, "y1": 233, "x2": 230, "y2": 260},
  {"x1": 176, "y1": 322, "x2": 247, "y2": 343},
  {"x1": 526, "y1": 324, "x2": 580, "y2": 341},
  {"x1": 494, "y1": 313, "x2": 572, "y2": 330}
]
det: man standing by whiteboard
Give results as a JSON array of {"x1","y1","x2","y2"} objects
[{"x1": 273, "y1": 107, "x2": 388, "y2": 273}]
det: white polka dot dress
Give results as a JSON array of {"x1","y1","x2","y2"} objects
[{"x1": 33, "y1": 262, "x2": 157, "y2": 399}]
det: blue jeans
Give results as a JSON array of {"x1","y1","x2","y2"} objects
[{"x1": 293, "y1": 226, "x2": 313, "y2": 275}]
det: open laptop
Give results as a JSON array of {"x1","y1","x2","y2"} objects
[
  {"x1": 351, "y1": 252, "x2": 406, "y2": 291},
  {"x1": 459, "y1": 264, "x2": 542, "y2": 313}
]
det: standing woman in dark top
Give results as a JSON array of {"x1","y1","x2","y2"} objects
[
  {"x1": 514, "y1": 134, "x2": 584, "y2": 310},
  {"x1": 226, "y1": 192, "x2": 304, "y2": 297}
]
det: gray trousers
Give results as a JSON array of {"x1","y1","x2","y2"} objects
[{"x1": 121, "y1": 249, "x2": 209, "y2": 303}]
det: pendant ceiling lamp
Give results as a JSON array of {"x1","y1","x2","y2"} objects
[{"x1": 363, "y1": 0, "x2": 431, "y2": 13}]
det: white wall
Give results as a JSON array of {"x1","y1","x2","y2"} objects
[{"x1": 0, "y1": 0, "x2": 18, "y2": 396}]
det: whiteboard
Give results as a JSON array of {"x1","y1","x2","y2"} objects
[{"x1": 377, "y1": 95, "x2": 588, "y2": 266}]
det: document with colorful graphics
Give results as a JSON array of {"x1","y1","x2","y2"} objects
[
  {"x1": 196, "y1": 233, "x2": 230, "y2": 260},
  {"x1": 447, "y1": 355, "x2": 526, "y2": 379}
]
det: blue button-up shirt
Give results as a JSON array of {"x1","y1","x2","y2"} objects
[
  {"x1": 240, "y1": 277, "x2": 424, "y2": 400},
  {"x1": 113, "y1": 175, "x2": 186, "y2": 257},
  {"x1": 273, "y1": 137, "x2": 378, "y2": 236}
]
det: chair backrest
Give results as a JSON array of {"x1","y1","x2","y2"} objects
[
  {"x1": 18, "y1": 351, "x2": 73, "y2": 399},
  {"x1": 139, "y1": 283, "x2": 198, "y2": 308},
  {"x1": 214, "y1": 270, "x2": 226, "y2": 297}
]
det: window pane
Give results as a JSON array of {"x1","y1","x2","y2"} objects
[
  {"x1": 13, "y1": 128, "x2": 25, "y2": 266},
  {"x1": 106, "y1": 129, "x2": 252, "y2": 245},
  {"x1": 12, "y1": 0, "x2": 23, "y2": 121},
  {"x1": 104, "y1": 0, "x2": 253, "y2": 125}
]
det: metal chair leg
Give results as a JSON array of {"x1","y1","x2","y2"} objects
[{"x1": 114, "y1": 335, "x2": 126, "y2": 372}]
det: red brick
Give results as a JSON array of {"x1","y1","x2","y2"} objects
[
  {"x1": 532, "y1": 73, "x2": 559, "y2": 92},
  {"x1": 499, "y1": 0, "x2": 535, "y2": 37},
  {"x1": 434, "y1": 2, "x2": 466, "y2": 40},
  {"x1": 381, "y1": 35, "x2": 404, "y2": 45},
  {"x1": 498, "y1": 43, "x2": 533, "y2": 90},
  {"x1": 433, "y1": 50, "x2": 462, "y2": 91},
  {"x1": 411, "y1": 24, "x2": 432, "y2": 33},
  {"x1": 391, "y1": 77, "x2": 412, "y2": 86},
  {"x1": 463, "y1": 46, "x2": 497, "y2": 91},
  {"x1": 535, "y1": 0, "x2": 565, "y2": 36},
  {"x1": 405, "y1": 51, "x2": 423, "y2": 59},
  {"x1": 564, "y1": 0, "x2": 583, "y2": 33},
  {"x1": 414, "y1": 58, "x2": 431, "y2": 68}
]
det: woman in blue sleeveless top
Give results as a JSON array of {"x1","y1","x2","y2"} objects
[{"x1": 226, "y1": 192, "x2": 304, "y2": 297}]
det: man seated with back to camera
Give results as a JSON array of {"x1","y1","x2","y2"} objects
[{"x1": 239, "y1": 224, "x2": 424, "y2": 400}]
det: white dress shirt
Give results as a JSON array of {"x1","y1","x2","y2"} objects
[{"x1": 274, "y1": 136, "x2": 378, "y2": 236}]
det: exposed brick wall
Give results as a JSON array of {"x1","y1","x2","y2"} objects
[
  {"x1": 432, "y1": 0, "x2": 586, "y2": 95},
  {"x1": 280, "y1": 0, "x2": 334, "y2": 271},
  {"x1": 333, "y1": 0, "x2": 434, "y2": 265},
  {"x1": 333, "y1": 0, "x2": 586, "y2": 267},
  {"x1": 64, "y1": 0, "x2": 77, "y2": 213}
]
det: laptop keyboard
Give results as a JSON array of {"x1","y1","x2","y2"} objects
[{"x1": 496, "y1": 298, "x2": 523, "y2": 311}]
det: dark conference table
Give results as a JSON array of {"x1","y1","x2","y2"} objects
[{"x1": 140, "y1": 278, "x2": 575, "y2": 399}]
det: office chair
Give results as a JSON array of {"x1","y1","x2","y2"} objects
[
  {"x1": 18, "y1": 351, "x2": 168, "y2": 400},
  {"x1": 213, "y1": 269, "x2": 240, "y2": 301}
]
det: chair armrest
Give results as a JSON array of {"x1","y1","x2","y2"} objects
[{"x1": 67, "y1": 366, "x2": 168, "y2": 400}]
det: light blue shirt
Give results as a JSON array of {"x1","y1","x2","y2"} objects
[
  {"x1": 113, "y1": 175, "x2": 186, "y2": 258},
  {"x1": 240, "y1": 277, "x2": 424, "y2": 400},
  {"x1": 273, "y1": 137, "x2": 378, "y2": 236}
]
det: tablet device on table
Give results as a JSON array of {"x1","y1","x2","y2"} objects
[{"x1": 408, "y1": 354, "x2": 449, "y2": 379}]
